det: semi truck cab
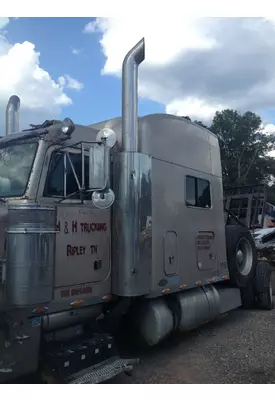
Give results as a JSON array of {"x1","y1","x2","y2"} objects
[{"x1": 0, "y1": 38, "x2": 262, "y2": 384}]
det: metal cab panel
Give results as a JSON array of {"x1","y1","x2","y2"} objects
[
  {"x1": 150, "y1": 158, "x2": 228, "y2": 295},
  {"x1": 91, "y1": 113, "x2": 222, "y2": 177},
  {"x1": 111, "y1": 151, "x2": 152, "y2": 297},
  {"x1": 163, "y1": 230, "x2": 178, "y2": 276},
  {"x1": 92, "y1": 114, "x2": 227, "y2": 297},
  {"x1": 34, "y1": 142, "x2": 112, "y2": 310},
  {"x1": 54, "y1": 205, "x2": 111, "y2": 288}
]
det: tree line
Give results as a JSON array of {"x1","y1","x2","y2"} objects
[{"x1": 182, "y1": 110, "x2": 275, "y2": 203}]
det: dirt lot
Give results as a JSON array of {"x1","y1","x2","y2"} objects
[{"x1": 111, "y1": 305, "x2": 275, "y2": 384}]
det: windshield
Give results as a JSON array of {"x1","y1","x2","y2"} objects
[{"x1": 0, "y1": 141, "x2": 38, "y2": 197}]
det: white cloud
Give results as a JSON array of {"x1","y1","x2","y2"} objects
[
  {"x1": 0, "y1": 41, "x2": 72, "y2": 108},
  {"x1": 0, "y1": 18, "x2": 81, "y2": 133},
  {"x1": 58, "y1": 75, "x2": 84, "y2": 91},
  {"x1": 263, "y1": 124, "x2": 275, "y2": 134},
  {"x1": 83, "y1": 21, "x2": 98, "y2": 34},
  {"x1": 87, "y1": 17, "x2": 275, "y2": 124},
  {"x1": 166, "y1": 98, "x2": 226, "y2": 121},
  {"x1": 0, "y1": 18, "x2": 9, "y2": 30},
  {"x1": 71, "y1": 47, "x2": 83, "y2": 55}
]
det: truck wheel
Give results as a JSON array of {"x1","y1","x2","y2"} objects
[
  {"x1": 241, "y1": 281, "x2": 256, "y2": 309},
  {"x1": 225, "y1": 225, "x2": 256, "y2": 288},
  {"x1": 255, "y1": 261, "x2": 274, "y2": 310}
]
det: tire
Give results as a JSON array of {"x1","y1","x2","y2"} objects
[
  {"x1": 241, "y1": 281, "x2": 256, "y2": 309},
  {"x1": 225, "y1": 225, "x2": 257, "y2": 288},
  {"x1": 255, "y1": 261, "x2": 274, "y2": 310}
]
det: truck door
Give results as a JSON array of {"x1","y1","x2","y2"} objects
[{"x1": 37, "y1": 147, "x2": 111, "y2": 289}]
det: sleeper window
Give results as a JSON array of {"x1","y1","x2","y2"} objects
[{"x1": 186, "y1": 176, "x2": 211, "y2": 208}]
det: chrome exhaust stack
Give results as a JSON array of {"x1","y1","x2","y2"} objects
[
  {"x1": 6, "y1": 95, "x2": 20, "y2": 136},
  {"x1": 113, "y1": 38, "x2": 152, "y2": 298},
  {"x1": 122, "y1": 38, "x2": 145, "y2": 151}
]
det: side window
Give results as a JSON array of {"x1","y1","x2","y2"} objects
[
  {"x1": 44, "y1": 152, "x2": 64, "y2": 197},
  {"x1": 44, "y1": 151, "x2": 89, "y2": 198},
  {"x1": 186, "y1": 176, "x2": 211, "y2": 208}
]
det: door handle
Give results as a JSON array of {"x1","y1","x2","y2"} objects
[{"x1": 169, "y1": 256, "x2": 175, "y2": 265}]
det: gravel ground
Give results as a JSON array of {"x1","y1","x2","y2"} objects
[{"x1": 110, "y1": 305, "x2": 275, "y2": 384}]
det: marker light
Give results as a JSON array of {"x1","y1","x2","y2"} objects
[
  {"x1": 180, "y1": 284, "x2": 187, "y2": 290},
  {"x1": 32, "y1": 307, "x2": 48, "y2": 314},
  {"x1": 70, "y1": 300, "x2": 84, "y2": 308},
  {"x1": 102, "y1": 295, "x2": 112, "y2": 302}
]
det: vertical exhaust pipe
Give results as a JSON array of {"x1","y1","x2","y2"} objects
[
  {"x1": 6, "y1": 95, "x2": 20, "y2": 136},
  {"x1": 113, "y1": 38, "x2": 150, "y2": 297},
  {"x1": 122, "y1": 38, "x2": 145, "y2": 151}
]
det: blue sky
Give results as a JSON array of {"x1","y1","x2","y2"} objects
[
  {"x1": 1, "y1": 17, "x2": 275, "y2": 133},
  {"x1": 5, "y1": 17, "x2": 164, "y2": 126}
]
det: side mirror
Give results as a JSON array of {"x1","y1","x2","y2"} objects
[
  {"x1": 88, "y1": 144, "x2": 107, "y2": 190},
  {"x1": 88, "y1": 144, "x2": 115, "y2": 209},
  {"x1": 88, "y1": 128, "x2": 116, "y2": 209}
]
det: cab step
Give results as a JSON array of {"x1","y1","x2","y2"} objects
[
  {"x1": 68, "y1": 357, "x2": 139, "y2": 384},
  {"x1": 42, "y1": 333, "x2": 138, "y2": 384}
]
